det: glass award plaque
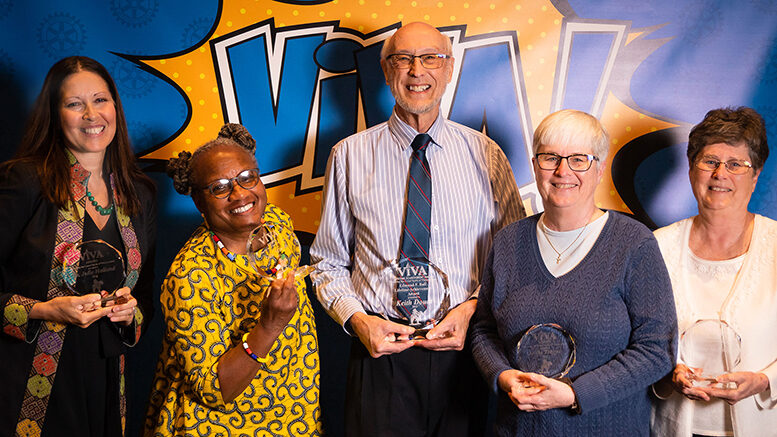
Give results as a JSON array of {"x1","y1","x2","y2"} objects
[
  {"x1": 383, "y1": 257, "x2": 450, "y2": 339},
  {"x1": 679, "y1": 319, "x2": 742, "y2": 387},
  {"x1": 515, "y1": 323, "x2": 576, "y2": 384},
  {"x1": 61, "y1": 239, "x2": 126, "y2": 303},
  {"x1": 246, "y1": 222, "x2": 314, "y2": 280}
]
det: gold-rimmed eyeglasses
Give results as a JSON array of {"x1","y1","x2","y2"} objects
[
  {"x1": 694, "y1": 157, "x2": 753, "y2": 175},
  {"x1": 385, "y1": 53, "x2": 451, "y2": 69}
]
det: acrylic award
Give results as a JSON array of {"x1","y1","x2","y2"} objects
[
  {"x1": 382, "y1": 257, "x2": 450, "y2": 339},
  {"x1": 61, "y1": 239, "x2": 126, "y2": 304},
  {"x1": 514, "y1": 323, "x2": 576, "y2": 387},
  {"x1": 680, "y1": 319, "x2": 742, "y2": 387},
  {"x1": 246, "y1": 222, "x2": 314, "y2": 280}
]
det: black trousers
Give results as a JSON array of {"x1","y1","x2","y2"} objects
[{"x1": 344, "y1": 336, "x2": 488, "y2": 437}]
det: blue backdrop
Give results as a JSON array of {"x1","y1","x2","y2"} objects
[{"x1": 1, "y1": 1, "x2": 776, "y2": 436}]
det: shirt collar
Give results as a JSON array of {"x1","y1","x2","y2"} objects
[
  {"x1": 388, "y1": 108, "x2": 446, "y2": 152},
  {"x1": 65, "y1": 148, "x2": 90, "y2": 188},
  {"x1": 65, "y1": 148, "x2": 117, "y2": 207}
]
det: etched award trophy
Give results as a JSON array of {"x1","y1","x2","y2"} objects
[
  {"x1": 61, "y1": 239, "x2": 127, "y2": 304},
  {"x1": 514, "y1": 323, "x2": 577, "y2": 388},
  {"x1": 383, "y1": 257, "x2": 450, "y2": 339},
  {"x1": 246, "y1": 222, "x2": 314, "y2": 280},
  {"x1": 679, "y1": 319, "x2": 742, "y2": 387}
]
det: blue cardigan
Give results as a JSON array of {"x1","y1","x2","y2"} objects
[{"x1": 471, "y1": 212, "x2": 677, "y2": 436}]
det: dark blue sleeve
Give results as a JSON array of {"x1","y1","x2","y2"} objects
[{"x1": 571, "y1": 234, "x2": 678, "y2": 413}]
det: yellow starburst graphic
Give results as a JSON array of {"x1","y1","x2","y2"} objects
[{"x1": 139, "y1": 0, "x2": 675, "y2": 233}]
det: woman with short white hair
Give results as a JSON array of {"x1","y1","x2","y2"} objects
[{"x1": 471, "y1": 109, "x2": 677, "y2": 436}]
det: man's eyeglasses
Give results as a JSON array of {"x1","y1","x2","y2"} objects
[
  {"x1": 385, "y1": 53, "x2": 451, "y2": 69},
  {"x1": 694, "y1": 157, "x2": 753, "y2": 175},
  {"x1": 199, "y1": 168, "x2": 261, "y2": 198},
  {"x1": 535, "y1": 153, "x2": 599, "y2": 172}
]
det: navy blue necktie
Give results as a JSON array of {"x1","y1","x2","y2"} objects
[{"x1": 396, "y1": 133, "x2": 432, "y2": 322}]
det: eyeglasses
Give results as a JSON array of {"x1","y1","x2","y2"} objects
[
  {"x1": 199, "y1": 168, "x2": 261, "y2": 198},
  {"x1": 694, "y1": 157, "x2": 753, "y2": 175},
  {"x1": 385, "y1": 53, "x2": 451, "y2": 69},
  {"x1": 535, "y1": 153, "x2": 599, "y2": 172}
]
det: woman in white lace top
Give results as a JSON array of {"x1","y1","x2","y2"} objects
[{"x1": 652, "y1": 107, "x2": 777, "y2": 437}]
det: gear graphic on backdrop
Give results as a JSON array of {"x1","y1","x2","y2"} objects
[
  {"x1": 181, "y1": 17, "x2": 214, "y2": 49},
  {"x1": 127, "y1": 121, "x2": 155, "y2": 152},
  {"x1": 111, "y1": 57, "x2": 155, "y2": 98},
  {"x1": 0, "y1": 0, "x2": 13, "y2": 20},
  {"x1": 111, "y1": 0, "x2": 159, "y2": 28},
  {"x1": 37, "y1": 12, "x2": 86, "y2": 58}
]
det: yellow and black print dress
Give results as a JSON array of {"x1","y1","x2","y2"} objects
[{"x1": 145, "y1": 204, "x2": 321, "y2": 436}]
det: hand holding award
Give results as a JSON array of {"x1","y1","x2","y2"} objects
[
  {"x1": 679, "y1": 319, "x2": 742, "y2": 388},
  {"x1": 382, "y1": 257, "x2": 451, "y2": 339},
  {"x1": 61, "y1": 239, "x2": 127, "y2": 305},
  {"x1": 246, "y1": 221, "x2": 314, "y2": 280},
  {"x1": 514, "y1": 323, "x2": 576, "y2": 390}
]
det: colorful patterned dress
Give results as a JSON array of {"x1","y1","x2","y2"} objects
[{"x1": 145, "y1": 204, "x2": 321, "y2": 436}]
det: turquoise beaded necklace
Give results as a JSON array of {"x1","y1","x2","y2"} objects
[{"x1": 86, "y1": 188, "x2": 114, "y2": 215}]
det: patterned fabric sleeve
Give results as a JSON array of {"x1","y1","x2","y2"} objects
[
  {"x1": 2, "y1": 295, "x2": 42, "y2": 342},
  {"x1": 161, "y1": 245, "x2": 230, "y2": 408},
  {"x1": 120, "y1": 180, "x2": 156, "y2": 347},
  {"x1": 115, "y1": 309, "x2": 145, "y2": 346}
]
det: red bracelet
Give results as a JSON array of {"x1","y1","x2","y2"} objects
[{"x1": 241, "y1": 332, "x2": 270, "y2": 364}]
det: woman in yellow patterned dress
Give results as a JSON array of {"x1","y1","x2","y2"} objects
[{"x1": 144, "y1": 124, "x2": 321, "y2": 436}]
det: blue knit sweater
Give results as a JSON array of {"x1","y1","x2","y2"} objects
[{"x1": 471, "y1": 212, "x2": 677, "y2": 436}]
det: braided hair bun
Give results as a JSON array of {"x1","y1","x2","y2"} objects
[
  {"x1": 166, "y1": 150, "x2": 194, "y2": 195},
  {"x1": 166, "y1": 123, "x2": 257, "y2": 196},
  {"x1": 218, "y1": 123, "x2": 256, "y2": 154}
]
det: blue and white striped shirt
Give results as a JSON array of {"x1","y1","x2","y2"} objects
[{"x1": 310, "y1": 110, "x2": 526, "y2": 328}]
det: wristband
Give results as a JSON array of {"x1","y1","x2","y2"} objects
[{"x1": 241, "y1": 332, "x2": 270, "y2": 364}]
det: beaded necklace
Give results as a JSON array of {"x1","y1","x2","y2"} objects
[
  {"x1": 86, "y1": 187, "x2": 114, "y2": 215},
  {"x1": 209, "y1": 231, "x2": 280, "y2": 277},
  {"x1": 210, "y1": 231, "x2": 236, "y2": 261}
]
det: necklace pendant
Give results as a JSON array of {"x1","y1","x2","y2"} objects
[{"x1": 556, "y1": 255, "x2": 561, "y2": 264}]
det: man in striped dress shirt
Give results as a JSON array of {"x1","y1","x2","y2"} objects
[{"x1": 310, "y1": 21, "x2": 526, "y2": 437}]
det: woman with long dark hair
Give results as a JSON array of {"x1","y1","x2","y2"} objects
[{"x1": 0, "y1": 56, "x2": 156, "y2": 436}]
